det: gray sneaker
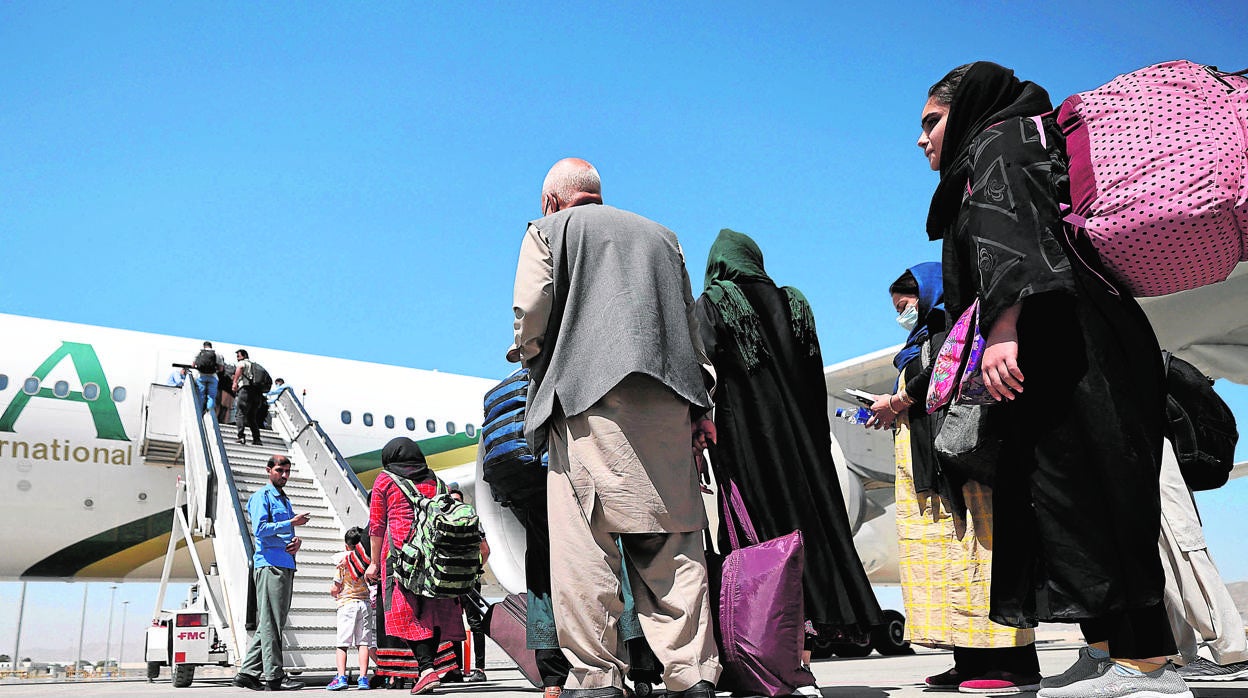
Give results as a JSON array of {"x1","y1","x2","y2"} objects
[
  {"x1": 1038, "y1": 662, "x2": 1192, "y2": 698},
  {"x1": 1176, "y1": 656, "x2": 1248, "y2": 681},
  {"x1": 1040, "y1": 646, "x2": 1112, "y2": 690}
]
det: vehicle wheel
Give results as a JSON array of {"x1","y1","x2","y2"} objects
[
  {"x1": 633, "y1": 681, "x2": 653, "y2": 697},
  {"x1": 830, "y1": 638, "x2": 873, "y2": 658},
  {"x1": 146, "y1": 661, "x2": 162, "y2": 681},
  {"x1": 809, "y1": 637, "x2": 835, "y2": 660},
  {"x1": 172, "y1": 663, "x2": 195, "y2": 688},
  {"x1": 871, "y1": 609, "x2": 913, "y2": 656}
]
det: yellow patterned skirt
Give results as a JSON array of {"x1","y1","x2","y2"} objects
[{"x1": 894, "y1": 414, "x2": 1034, "y2": 649}]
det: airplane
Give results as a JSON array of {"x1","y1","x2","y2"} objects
[
  {"x1": 0, "y1": 311, "x2": 494, "y2": 583},
  {"x1": 2, "y1": 261, "x2": 1244, "y2": 596}
]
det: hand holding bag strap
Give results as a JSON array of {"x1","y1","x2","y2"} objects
[{"x1": 719, "y1": 478, "x2": 761, "y2": 551}]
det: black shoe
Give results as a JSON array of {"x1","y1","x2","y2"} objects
[
  {"x1": 252, "y1": 439, "x2": 263, "y2": 445},
  {"x1": 233, "y1": 673, "x2": 265, "y2": 691},
  {"x1": 266, "y1": 677, "x2": 305, "y2": 691},
  {"x1": 561, "y1": 688, "x2": 626, "y2": 698},
  {"x1": 464, "y1": 669, "x2": 487, "y2": 683},
  {"x1": 237, "y1": 437, "x2": 247, "y2": 444},
  {"x1": 667, "y1": 680, "x2": 715, "y2": 698},
  {"x1": 442, "y1": 669, "x2": 464, "y2": 683}
]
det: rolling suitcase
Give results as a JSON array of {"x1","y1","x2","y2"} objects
[{"x1": 485, "y1": 593, "x2": 543, "y2": 688}]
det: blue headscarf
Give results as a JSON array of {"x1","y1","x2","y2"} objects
[{"x1": 892, "y1": 262, "x2": 944, "y2": 371}]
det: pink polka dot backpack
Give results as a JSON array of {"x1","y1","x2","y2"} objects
[{"x1": 1057, "y1": 60, "x2": 1248, "y2": 297}]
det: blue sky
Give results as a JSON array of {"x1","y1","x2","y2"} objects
[{"x1": 3, "y1": 1, "x2": 1247, "y2": 662}]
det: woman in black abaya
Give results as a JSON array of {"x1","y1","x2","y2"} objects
[
  {"x1": 920, "y1": 62, "x2": 1184, "y2": 696},
  {"x1": 694, "y1": 228, "x2": 881, "y2": 650}
]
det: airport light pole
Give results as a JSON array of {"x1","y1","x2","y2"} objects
[
  {"x1": 75, "y1": 585, "x2": 88, "y2": 676},
  {"x1": 118, "y1": 601, "x2": 130, "y2": 673},
  {"x1": 104, "y1": 584, "x2": 117, "y2": 674},
  {"x1": 12, "y1": 581, "x2": 26, "y2": 671}
]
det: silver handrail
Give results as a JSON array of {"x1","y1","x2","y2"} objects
[
  {"x1": 181, "y1": 381, "x2": 216, "y2": 533},
  {"x1": 273, "y1": 388, "x2": 370, "y2": 527}
]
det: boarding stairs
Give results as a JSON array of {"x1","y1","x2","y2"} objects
[{"x1": 141, "y1": 379, "x2": 371, "y2": 683}]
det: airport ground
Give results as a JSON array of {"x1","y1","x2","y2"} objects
[{"x1": 2, "y1": 641, "x2": 1247, "y2": 698}]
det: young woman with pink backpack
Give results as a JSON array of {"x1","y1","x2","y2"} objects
[{"x1": 919, "y1": 62, "x2": 1190, "y2": 698}]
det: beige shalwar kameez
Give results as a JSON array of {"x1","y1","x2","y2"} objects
[{"x1": 512, "y1": 220, "x2": 720, "y2": 692}]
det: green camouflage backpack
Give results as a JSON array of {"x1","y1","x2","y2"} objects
[{"x1": 388, "y1": 475, "x2": 483, "y2": 598}]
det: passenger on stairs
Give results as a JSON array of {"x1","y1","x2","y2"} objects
[
  {"x1": 232, "y1": 454, "x2": 312, "y2": 692},
  {"x1": 268, "y1": 378, "x2": 294, "y2": 404},
  {"x1": 233, "y1": 348, "x2": 265, "y2": 445},
  {"x1": 192, "y1": 341, "x2": 226, "y2": 414}
]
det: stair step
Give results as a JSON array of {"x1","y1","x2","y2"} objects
[{"x1": 182, "y1": 408, "x2": 377, "y2": 672}]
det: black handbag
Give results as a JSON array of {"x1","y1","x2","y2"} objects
[{"x1": 933, "y1": 401, "x2": 1002, "y2": 486}]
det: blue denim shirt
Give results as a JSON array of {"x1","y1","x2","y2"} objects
[{"x1": 247, "y1": 484, "x2": 296, "y2": 570}]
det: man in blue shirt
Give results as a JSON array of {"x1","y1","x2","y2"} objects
[{"x1": 233, "y1": 454, "x2": 310, "y2": 691}]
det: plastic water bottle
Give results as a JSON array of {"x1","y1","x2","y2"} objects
[{"x1": 835, "y1": 407, "x2": 872, "y2": 424}]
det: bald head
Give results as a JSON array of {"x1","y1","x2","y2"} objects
[{"x1": 541, "y1": 158, "x2": 603, "y2": 215}]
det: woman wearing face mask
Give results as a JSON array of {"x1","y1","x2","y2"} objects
[
  {"x1": 868, "y1": 264, "x2": 1041, "y2": 694},
  {"x1": 920, "y1": 62, "x2": 1183, "y2": 698}
]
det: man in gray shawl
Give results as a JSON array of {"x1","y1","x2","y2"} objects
[{"x1": 508, "y1": 158, "x2": 720, "y2": 698}]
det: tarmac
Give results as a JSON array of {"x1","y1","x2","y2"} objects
[{"x1": 2, "y1": 642, "x2": 1247, "y2": 698}]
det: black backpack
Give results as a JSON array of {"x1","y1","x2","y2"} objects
[
  {"x1": 193, "y1": 349, "x2": 219, "y2": 374},
  {"x1": 247, "y1": 362, "x2": 274, "y2": 393},
  {"x1": 1162, "y1": 352, "x2": 1239, "y2": 490}
]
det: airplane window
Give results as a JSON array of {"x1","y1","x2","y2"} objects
[
  {"x1": 446, "y1": 421, "x2": 457, "y2": 434},
  {"x1": 0, "y1": 374, "x2": 7, "y2": 390},
  {"x1": 22, "y1": 378, "x2": 39, "y2": 395},
  {"x1": 465, "y1": 424, "x2": 476, "y2": 437},
  {"x1": 363, "y1": 413, "x2": 374, "y2": 427},
  {"x1": 426, "y1": 419, "x2": 436, "y2": 433},
  {"x1": 384, "y1": 415, "x2": 395, "y2": 429},
  {"x1": 112, "y1": 386, "x2": 127, "y2": 402},
  {"x1": 341, "y1": 411, "x2": 352, "y2": 425},
  {"x1": 406, "y1": 417, "x2": 416, "y2": 431},
  {"x1": 53, "y1": 380, "x2": 70, "y2": 398},
  {"x1": 82, "y1": 383, "x2": 100, "y2": 401}
]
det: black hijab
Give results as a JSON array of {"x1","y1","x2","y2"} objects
[
  {"x1": 926, "y1": 62, "x2": 1053, "y2": 240},
  {"x1": 381, "y1": 437, "x2": 433, "y2": 482}
]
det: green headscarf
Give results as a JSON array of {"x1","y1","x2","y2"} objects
[{"x1": 703, "y1": 229, "x2": 818, "y2": 372}]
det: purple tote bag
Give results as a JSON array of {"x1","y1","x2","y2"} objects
[{"x1": 717, "y1": 479, "x2": 815, "y2": 697}]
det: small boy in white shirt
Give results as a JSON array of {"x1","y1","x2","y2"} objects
[{"x1": 327, "y1": 527, "x2": 376, "y2": 691}]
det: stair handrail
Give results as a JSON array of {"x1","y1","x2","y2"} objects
[
  {"x1": 180, "y1": 380, "x2": 217, "y2": 534},
  {"x1": 185, "y1": 379, "x2": 256, "y2": 660},
  {"x1": 272, "y1": 388, "x2": 370, "y2": 528}
]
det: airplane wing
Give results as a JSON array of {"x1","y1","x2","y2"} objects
[
  {"x1": 822, "y1": 347, "x2": 905, "y2": 581},
  {"x1": 1140, "y1": 263, "x2": 1248, "y2": 384},
  {"x1": 823, "y1": 346, "x2": 902, "y2": 487}
]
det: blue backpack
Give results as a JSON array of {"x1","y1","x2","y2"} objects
[{"x1": 480, "y1": 369, "x2": 547, "y2": 508}]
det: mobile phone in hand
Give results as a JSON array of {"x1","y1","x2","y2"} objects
[{"x1": 844, "y1": 388, "x2": 875, "y2": 406}]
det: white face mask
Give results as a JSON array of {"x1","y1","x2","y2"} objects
[{"x1": 896, "y1": 304, "x2": 919, "y2": 332}]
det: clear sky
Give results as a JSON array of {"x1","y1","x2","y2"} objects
[{"x1": 3, "y1": 1, "x2": 1247, "y2": 663}]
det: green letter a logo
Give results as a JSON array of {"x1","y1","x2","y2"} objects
[{"x1": 0, "y1": 342, "x2": 129, "y2": 441}]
